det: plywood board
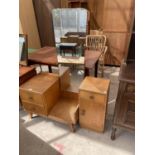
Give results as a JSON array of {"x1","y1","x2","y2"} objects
[{"x1": 19, "y1": 0, "x2": 41, "y2": 48}]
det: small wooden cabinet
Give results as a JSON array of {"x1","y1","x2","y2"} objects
[
  {"x1": 19, "y1": 67, "x2": 79, "y2": 131},
  {"x1": 111, "y1": 62, "x2": 135, "y2": 140},
  {"x1": 79, "y1": 77, "x2": 110, "y2": 132},
  {"x1": 20, "y1": 73, "x2": 60, "y2": 116}
]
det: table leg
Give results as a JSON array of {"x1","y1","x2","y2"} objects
[
  {"x1": 95, "y1": 60, "x2": 98, "y2": 77},
  {"x1": 48, "y1": 65, "x2": 52, "y2": 73},
  {"x1": 84, "y1": 68, "x2": 89, "y2": 77}
]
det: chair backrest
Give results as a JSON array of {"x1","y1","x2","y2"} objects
[
  {"x1": 85, "y1": 35, "x2": 106, "y2": 52},
  {"x1": 100, "y1": 46, "x2": 108, "y2": 61}
]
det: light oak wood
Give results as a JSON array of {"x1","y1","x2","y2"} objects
[
  {"x1": 19, "y1": 0, "x2": 41, "y2": 48},
  {"x1": 20, "y1": 73, "x2": 60, "y2": 116},
  {"x1": 79, "y1": 76, "x2": 110, "y2": 132},
  {"x1": 87, "y1": 0, "x2": 135, "y2": 65},
  {"x1": 19, "y1": 71, "x2": 79, "y2": 131},
  {"x1": 58, "y1": 66, "x2": 71, "y2": 91}
]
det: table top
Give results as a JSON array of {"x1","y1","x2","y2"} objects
[
  {"x1": 19, "y1": 66, "x2": 36, "y2": 78},
  {"x1": 28, "y1": 46, "x2": 58, "y2": 65},
  {"x1": 84, "y1": 50, "x2": 102, "y2": 69},
  {"x1": 28, "y1": 46, "x2": 101, "y2": 70},
  {"x1": 79, "y1": 76, "x2": 110, "y2": 94}
]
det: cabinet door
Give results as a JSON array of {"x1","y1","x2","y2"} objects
[
  {"x1": 79, "y1": 97, "x2": 106, "y2": 132},
  {"x1": 117, "y1": 93, "x2": 135, "y2": 129}
]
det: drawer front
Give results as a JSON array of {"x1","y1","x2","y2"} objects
[
  {"x1": 79, "y1": 90, "x2": 105, "y2": 105},
  {"x1": 20, "y1": 90, "x2": 44, "y2": 106},
  {"x1": 23, "y1": 102, "x2": 45, "y2": 115}
]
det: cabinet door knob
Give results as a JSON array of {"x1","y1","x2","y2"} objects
[
  {"x1": 89, "y1": 95, "x2": 94, "y2": 100},
  {"x1": 29, "y1": 96, "x2": 33, "y2": 101}
]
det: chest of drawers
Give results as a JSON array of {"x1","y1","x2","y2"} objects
[{"x1": 20, "y1": 73, "x2": 60, "y2": 116}]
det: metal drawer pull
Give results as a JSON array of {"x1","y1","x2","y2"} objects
[{"x1": 89, "y1": 95, "x2": 94, "y2": 99}]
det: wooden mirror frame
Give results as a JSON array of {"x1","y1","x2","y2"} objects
[{"x1": 19, "y1": 34, "x2": 28, "y2": 66}]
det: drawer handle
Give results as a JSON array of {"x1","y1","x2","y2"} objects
[{"x1": 89, "y1": 95, "x2": 94, "y2": 100}]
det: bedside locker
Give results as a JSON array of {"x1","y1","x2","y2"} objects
[
  {"x1": 79, "y1": 76, "x2": 110, "y2": 132},
  {"x1": 19, "y1": 73, "x2": 60, "y2": 116}
]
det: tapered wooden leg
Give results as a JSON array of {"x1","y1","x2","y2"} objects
[
  {"x1": 69, "y1": 124, "x2": 76, "y2": 132},
  {"x1": 29, "y1": 112, "x2": 33, "y2": 120},
  {"x1": 111, "y1": 127, "x2": 117, "y2": 140}
]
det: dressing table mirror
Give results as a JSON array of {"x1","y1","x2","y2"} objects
[{"x1": 19, "y1": 34, "x2": 28, "y2": 66}]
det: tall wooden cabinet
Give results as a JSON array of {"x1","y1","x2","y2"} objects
[
  {"x1": 79, "y1": 77, "x2": 110, "y2": 132},
  {"x1": 111, "y1": 31, "x2": 135, "y2": 140}
]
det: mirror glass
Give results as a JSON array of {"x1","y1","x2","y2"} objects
[
  {"x1": 52, "y1": 8, "x2": 88, "y2": 43},
  {"x1": 19, "y1": 34, "x2": 28, "y2": 66}
]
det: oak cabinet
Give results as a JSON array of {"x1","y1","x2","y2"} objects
[
  {"x1": 20, "y1": 73, "x2": 60, "y2": 116},
  {"x1": 79, "y1": 77, "x2": 110, "y2": 132}
]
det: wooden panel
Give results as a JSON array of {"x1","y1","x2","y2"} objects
[
  {"x1": 19, "y1": 0, "x2": 41, "y2": 48},
  {"x1": 22, "y1": 102, "x2": 45, "y2": 115},
  {"x1": 79, "y1": 98, "x2": 105, "y2": 132},
  {"x1": 33, "y1": 0, "x2": 61, "y2": 47},
  {"x1": 87, "y1": 0, "x2": 135, "y2": 65},
  {"x1": 44, "y1": 80, "x2": 60, "y2": 115},
  {"x1": 19, "y1": 90, "x2": 44, "y2": 107},
  {"x1": 79, "y1": 90, "x2": 105, "y2": 106},
  {"x1": 19, "y1": 19, "x2": 23, "y2": 34},
  {"x1": 49, "y1": 97, "x2": 79, "y2": 124}
]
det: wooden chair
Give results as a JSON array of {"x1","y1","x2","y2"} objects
[
  {"x1": 98, "y1": 46, "x2": 108, "y2": 77},
  {"x1": 85, "y1": 35, "x2": 106, "y2": 51},
  {"x1": 85, "y1": 35, "x2": 107, "y2": 77}
]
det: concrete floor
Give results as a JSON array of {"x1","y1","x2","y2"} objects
[{"x1": 19, "y1": 66, "x2": 135, "y2": 155}]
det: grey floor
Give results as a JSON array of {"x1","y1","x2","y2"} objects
[{"x1": 19, "y1": 65, "x2": 135, "y2": 155}]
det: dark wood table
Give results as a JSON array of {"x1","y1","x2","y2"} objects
[
  {"x1": 19, "y1": 66, "x2": 36, "y2": 86},
  {"x1": 59, "y1": 43, "x2": 78, "y2": 56},
  {"x1": 28, "y1": 47, "x2": 58, "y2": 73},
  {"x1": 84, "y1": 50, "x2": 102, "y2": 77},
  {"x1": 28, "y1": 46, "x2": 101, "y2": 77}
]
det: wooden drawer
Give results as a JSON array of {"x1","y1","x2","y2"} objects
[
  {"x1": 20, "y1": 90, "x2": 44, "y2": 106},
  {"x1": 23, "y1": 102, "x2": 45, "y2": 115},
  {"x1": 79, "y1": 90, "x2": 105, "y2": 105}
]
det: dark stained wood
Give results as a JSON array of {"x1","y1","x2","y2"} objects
[
  {"x1": 33, "y1": 0, "x2": 61, "y2": 47},
  {"x1": 111, "y1": 62, "x2": 135, "y2": 140},
  {"x1": 19, "y1": 66, "x2": 36, "y2": 85},
  {"x1": 84, "y1": 50, "x2": 102, "y2": 77},
  {"x1": 28, "y1": 47, "x2": 58, "y2": 70}
]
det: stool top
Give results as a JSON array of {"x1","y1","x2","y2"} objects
[{"x1": 79, "y1": 76, "x2": 110, "y2": 95}]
